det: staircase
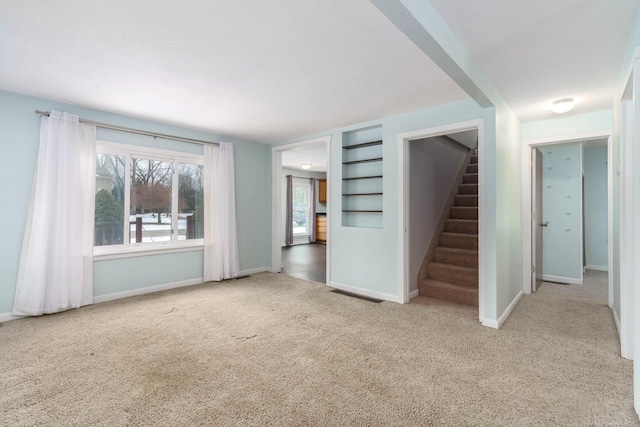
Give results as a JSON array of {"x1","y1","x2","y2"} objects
[{"x1": 418, "y1": 151, "x2": 478, "y2": 306}]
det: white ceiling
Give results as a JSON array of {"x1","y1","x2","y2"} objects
[
  {"x1": 0, "y1": 0, "x2": 467, "y2": 144},
  {"x1": 0, "y1": 1, "x2": 638, "y2": 143},
  {"x1": 429, "y1": 0, "x2": 639, "y2": 122},
  {"x1": 282, "y1": 142, "x2": 327, "y2": 172}
]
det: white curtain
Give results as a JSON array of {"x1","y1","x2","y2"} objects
[
  {"x1": 204, "y1": 142, "x2": 239, "y2": 281},
  {"x1": 12, "y1": 110, "x2": 96, "y2": 316}
]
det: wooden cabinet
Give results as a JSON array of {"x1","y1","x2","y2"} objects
[
  {"x1": 316, "y1": 215, "x2": 327, "y2": 242},
  {"x1": 318, "y1": 179, "x2": 327, "y2": 203}
]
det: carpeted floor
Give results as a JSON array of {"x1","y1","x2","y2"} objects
[{"x1": 0, "y1": 270, "x2": 636, "y2": 426}]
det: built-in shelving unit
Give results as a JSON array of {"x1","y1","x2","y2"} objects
[{"x1": 342, "y1": 126, "x2": 383, "y2": 228}]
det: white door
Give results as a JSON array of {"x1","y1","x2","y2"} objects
[{"x1": 532, "y1": 147, "x2": 544, "y2": 292}]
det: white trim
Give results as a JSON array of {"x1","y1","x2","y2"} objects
[
  {"x1": 607, "y1": 134, "x2": 614, "y2": 308},
  {"x1": 93, "y1": 242, "x2": 203, "y2": 260},
  {"x1": 482, "y1": 290, "x2": 524, "y2": 329},
  {"x1": 521, "y1": 130, "x2": 612, "y2": 295},
  {"x1": 0, "y1": 268, "x2": 271, "y2": 323},
  {"x1": 397, "y1": 119, "x2": 485, "y2": 322},
  {"x1": 542, "y1": 274, "x2": 583, "y2": 285},
  {"x1": 409, "y1": 289, "x2": 419, "y2": 299},
  {"x1": 620, "y1": 99, "x2": 634, "y2": 360},
  {"x1": 238, "y1": 266, "x2": 271, "y2": 276},
  {"x1": 613, "y1": 304, "x2": 622, "y2": 340},
  {"x1": 93, "y1": 278, "x2": 204, "y2": 304},
  {"x1": 329, "y1": 281, "x2": 403, "y2": 304},
  {"x1": 586, "y1": 265, "x2": 609, "y2": 272},
  {"x1": 522, "y1": 130, "x2": 613, "y2": 147},
  {"x1": 0, "y1": 313, "x2": 26, "y2": 323},
  {"x1": 272, "y1": 136, "x2": 332, "y2": 280}
]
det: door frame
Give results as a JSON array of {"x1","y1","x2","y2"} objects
[
  {"x1": 271, "y1": 136, "x2": 332, "y2": 282},
  {"x1": 531, "y1": 147, "x2": 544, "y2": 292},
  {"x1": 521, "y1": 130, "x2": 613, "y2": 300},
  {"x1": 398, "y1": 118, "x2": 485, "y2": 324}
]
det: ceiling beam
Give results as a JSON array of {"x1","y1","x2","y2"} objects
[{"x1": 370, "y1": 0, "x2": 496, "y2": 109}]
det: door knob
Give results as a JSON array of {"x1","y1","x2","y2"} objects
[{"x1": 539, "y1": 222, "x2": 549, "y2": 227}]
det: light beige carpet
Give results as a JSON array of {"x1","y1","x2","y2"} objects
[{"x1": 0, "y1": 270, "x2": 636, "y2": 426}]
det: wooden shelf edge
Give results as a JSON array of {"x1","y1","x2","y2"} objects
[
  {"x1": 342, "y1": 193, "x2": 383, "y2": 196},
  {"x1": 343, "y1": 157, "x2": 382, "y2": 165},
  {"x1": 342, "y1": 210, "x2": 383, "y2": 213},
  {"x1": 343, "y1": 140, "x2": 383, "y2": 150},
  {"x1": 342, "y1": 175, "x2": 383, "y2": 181}
]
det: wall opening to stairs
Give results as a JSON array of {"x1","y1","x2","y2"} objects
[{"x1": 398, "y1": 119, "x2": 484, "y2": 321}]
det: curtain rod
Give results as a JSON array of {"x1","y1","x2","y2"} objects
[{"x1": 35, "y1": 110, "x2": 219, "y2": 146}]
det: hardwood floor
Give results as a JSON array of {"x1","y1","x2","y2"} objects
[{"x1": 281, "y1": 243, "x2": 326, "y2": 283}]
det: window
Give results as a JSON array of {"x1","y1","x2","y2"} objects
[
  {"x1": 292, "y1": 180, "x2": 311, "y2": 235},
  {"x1": 94, "y1": 141, "x2": 204, "y2": 255}
]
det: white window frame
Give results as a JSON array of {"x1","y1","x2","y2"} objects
[
  {"x1": 94, "y1": 141, "x2": 204, "y2": 260},
  {"x1": 292, "y1": 178, "x2": 311, "y2": 236}
]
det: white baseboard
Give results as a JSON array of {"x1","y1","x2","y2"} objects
[
  {"x1": 239, "y1": 266, "x2": 271, "y2": 276},
  {"x1": 329, "y1": 281, "x2": 402, "y2": 303},
  {"x1": 0, "y1": 312, "x2": 26, "y2": 323},
  {"x1": 1, "y1": 268, "x2": 272, "y2": 323},
  {"x1": 542, "y1": 274, "x2": 583, "y2": 285},
  {"x1": 482, "y1": 290, "x2": 524, "y2": 330},
  {"x1": 586, "y1": 265, "x2": 609, "y2": 272},
  {"x1": 613, "y1": 304, "x2": 621, "y2": 337},
  {"x1": 93, "y1": 278, "x2": 204, "y2": 304},
  {"x1": 409, "y1": 289, "x2": 420, "y2": 300}
]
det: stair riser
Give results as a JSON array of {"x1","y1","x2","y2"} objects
[
  {"x1": 470, "y1": 155, "x2": 478, "y2": 164},
  {"x1": 440, "y1": 234, "x2": 478, "y2": 250},
  {"x1": 459, "y1": 184, "x2": 478, "y2": 195},
  {"x1": 450, "y1": 207, "x2": 478, "y2": 220},
  {"x1": 466, "y1": 164, "x2": 478, "y2": 174},
  {"x1": 419, "y1": 280, "x2": 478, "y2": 307},
  {"x1": 463, "y1": 174, "x2": 478, "y2": 184},
  {"x1": 444, "y1": 220, "x2": 478, "y2": 234},
  {"x1": 434, "y1": 249, "x2": 478, "y2": 268},
  {"x1": 427, "y1": 265, "x2": 478, "y2": 287},
  {"x1": 454, "y1": 195, "x2": 478, "y2": 207}
]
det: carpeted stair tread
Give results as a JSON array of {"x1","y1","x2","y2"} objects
[
  {"x1": 450, "y1": 206, "x2": 478, "y2": 220},
  {"x1": 418, "y1": 279, "x2": 479, "y2": 307},
  {"x1": 444, "y1": 219, "x2": 478, "y2": 234},
  {"x1": 434, "y1": 246, "x2": 478, "y2": 268},
  {"x1": 459, "y1": 184, "x2": 478, "y2": 195},
  {"x1": 466, "y1": 163, "x2": 478, "y2": 174},
  {"x1": 454, "y1": 195, "x2": 478, "y2": 207},
  {"x1": 463, "y1": 173, "x2": 478, "y2": 184},
  {"x1": 440, "y1": 232, "x2": 478, "y2": 250},
  {"x1": 470, "y1": 155, "x2": 478, "y2": 164},
  {"x1": 427, "y1": 262, "x2": 478, "y2": 287}
]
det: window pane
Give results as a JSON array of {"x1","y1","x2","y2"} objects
[
  {"x1": 293, "y1": 184, "x2": 309, "y2": 234},
  {"x1": 178, "y1": 163, "x2": 204, "y2": 240},
  {"x1": 130, "y1": 158, "x2": 173, "y2": 243},
  {"x1": 95, "y1": 154, "x2": 125, "y2": 246}
]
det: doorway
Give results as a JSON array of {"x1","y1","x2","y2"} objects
[
  {"x1": 523, "y1": 133, "x2": 613, "y2": 302},
  {"x1": 398, "y1": 119, "x2": 485, "y2": 323},
  {"x1": 271, "y1": 136, "x2": 331, "y2": 284}
]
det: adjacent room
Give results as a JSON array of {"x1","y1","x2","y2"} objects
[{"x1": 2, "y1": 0, "x2": 640, "y2": 425}]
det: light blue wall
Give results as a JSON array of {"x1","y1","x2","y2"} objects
[
  {"x1": 541, "y1": 142, "x2": 583, "y2": 281},
  {"x1": 494, "y1": 105, "x2": 523, "y2": 319},
  {"x1": 273, "y1": 98, "x2": 488, "y2": 301},
  {"x1": 522, "y1": 110, "x2": 613, "y2": 141},
  {"x1": 0, "y1": 90, "x2": 270, "y2": 314},
  {"x1": 583, "y1": 146, "x2": 609, "y2": 270}
]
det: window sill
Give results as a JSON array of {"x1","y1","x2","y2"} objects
[{"x1": 93, "y1": 241, "x2": 204, "y2": 261}]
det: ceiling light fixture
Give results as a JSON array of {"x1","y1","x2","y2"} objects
[
  {"x1": 551, "y1": 98, "x2": 574, "y2": 114},
  {"x1": 300, "y1": 163, "x2": 312, "y2": 170}
]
